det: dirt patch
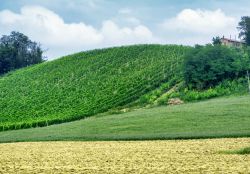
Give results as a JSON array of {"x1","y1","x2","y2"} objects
[{"x1": 168, "y1": 98, "x2": 184, "y2": 105}]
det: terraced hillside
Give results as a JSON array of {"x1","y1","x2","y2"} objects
[{"x1": 0, "y1": 45, "x2": 189, "y2": 131}]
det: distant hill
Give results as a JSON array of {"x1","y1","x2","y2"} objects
[{"x1": 0, "y1": 44, "x2": 189, "y2": 131}]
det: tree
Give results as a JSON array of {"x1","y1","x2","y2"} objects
[
  {"x1": 0, "y1": 31, "x2": 45, "y2": 75},
  {"x1": 184, "y1": 45, "x2": 247, "y2": 90},
  {"x1": 238, "y1": 16, "x2": 250, "y2": 45},
  {"x1": 212, "y1": 36, "x2": 222, "y2": 45}
]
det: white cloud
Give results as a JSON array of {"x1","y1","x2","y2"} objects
[
  {"x1": 0, "y1": 6, "x2": 156, "y2": 59},
  {"x1": 101, "y1": 20, "x2": 153, "y2": 46},
  {"x1": 162, "y1": 9, "x2": 236, "y2": 33},
  {"x1": 161, "y1": 9, "x2": 238, "y2": 45}
]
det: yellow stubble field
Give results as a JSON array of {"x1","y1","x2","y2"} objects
[{"x1": 0, "y1": 138, "x2": 250, "y2": 174}]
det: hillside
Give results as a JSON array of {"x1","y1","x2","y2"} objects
[
  {"x1": 0, "y1": 44, "x2": 189, "y2": 131},
  {"x1": 0, "y1": 95, "x2": 249, "y2": 143}
]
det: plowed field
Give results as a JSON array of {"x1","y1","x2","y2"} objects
[{"x1": 0, "y1": 138, "x2": 250, "y2": 173}]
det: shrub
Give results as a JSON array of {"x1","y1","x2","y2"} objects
[{"x1": 177, "y1": 78, "x2": 247, "y2": 102}]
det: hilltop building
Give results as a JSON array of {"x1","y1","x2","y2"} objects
[{"x1": 220, "y1": 37, "x2": 245, "y2": 48}]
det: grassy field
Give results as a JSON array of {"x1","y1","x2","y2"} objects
[
  {"x1": 0, "y1": 138, "x2": 249, "y2": 173},
  {"x1": 0, "y1": 95, "x2": 249, "y2": 143},
  {"x1": 0, "y1": 44, "x2": 189, "y2": 131}
]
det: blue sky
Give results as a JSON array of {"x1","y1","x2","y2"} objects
[{"x1": 0, "y1": 0, "x2": 249, "y2": 59}]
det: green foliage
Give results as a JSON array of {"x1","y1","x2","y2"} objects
[
  {"x1": 238, "y1": 16, "x2": 250, "y2": 45},
  {"x1": 136, "y1": 76, "x2": 181, "y2": 106},
  {"x1": 0, "y1": 31, "x2": 44, "y2": 75},
  {"x1": 169, "y1": 78, "x2": 247, "y2": 102},
  {"x1": 236, "y1": 147, "x2": 250, "y2": 155},
  {"x1": 184, "y1": 45, "x2": 248, "y2": 89},
  {"x1": 0, "y1": 95, "x2": 249, "y2": 142},
  {"x1": 222, "y1": 147, "x2": 250, "y2": 155},
  {"x1": 0, "y1": 44, "x2": 189, "y2": 131},
  {"x1": 212, "y1": 36, "x2": 222, "y2": 45}
]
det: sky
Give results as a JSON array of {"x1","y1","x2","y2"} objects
[{"x1": 0, "y1": 0, "x2": 250, "y2": 60}]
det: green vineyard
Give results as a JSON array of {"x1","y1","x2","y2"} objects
[{"x1": 0, "y1": 44, "x2": 189, "y2": 131}]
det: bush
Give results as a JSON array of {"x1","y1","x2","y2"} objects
[{"x1": 172, "y1": 78, "x2": 248, "y2": 102}]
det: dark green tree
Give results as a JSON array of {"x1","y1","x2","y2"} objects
[
  {"x1": 184, "y1": 45, "x2": 247, "y2": 90},
  {"x1": 212, "y1": 36, "x2": 222, "y2": 45},
  {"x1": 0, "y1": 31, "x2": 45, "y2": 75},
  {"x1": 238, "y1": 16, "x2": 250, "y2": 45}
]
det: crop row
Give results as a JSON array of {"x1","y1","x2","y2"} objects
[{"x1": 0, "y1": 44, "x2": 190, "y2": 131}]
